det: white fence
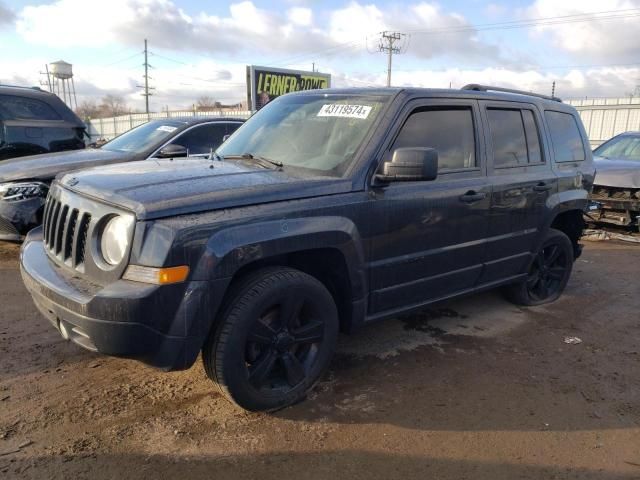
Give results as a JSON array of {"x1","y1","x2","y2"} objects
[
  {"x1": 86, "y1": 110, "x2": 253, "y2": 141},
  {"x1": 86, "y1": 99, "x2": 640, "y2": 148},
  {"x1": 567, "y1": 98, "x2": 640, "y2": 148}
]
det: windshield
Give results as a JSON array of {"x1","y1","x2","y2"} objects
[
  {"x1": 216, "y1": 94, "x2": 389, "y2": 176},
  {"x1": 102, "y1": 121, "x2": 183, "y2": 153},
  {"x1": 594, "y1": 135, "x2": 640, "y2": 161}
]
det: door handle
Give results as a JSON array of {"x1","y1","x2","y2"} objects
[
  {"x1": 459, "y1": 191, "x2": 487, "y2": 203},
  {"x1": 533, "y1": 182, "x2": 552, "y2": 192}
]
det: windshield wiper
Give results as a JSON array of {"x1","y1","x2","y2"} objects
[{"x1": 222, "y1": 153, "x2": 283, "y2": 170}]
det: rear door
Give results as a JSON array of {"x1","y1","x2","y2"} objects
[
  {"x1": 478, "y1": 101, "x2": 557, "y2": 284},
  {"x1": 367, "y1": 99, "x2": 491, "y2": 317}
]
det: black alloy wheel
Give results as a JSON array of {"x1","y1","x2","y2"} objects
[
  {"x1": 526, "y1": 241, "x2": 570, "y2": 301},
  {"x1": 203, "y1": 267, "x2": 338, "y2": 412},
  {"x1": 245, "y1": 295, "x2": 325, "y2": 391},
  {"x1": 505, "y1": 228, "x2": 574, "y2": 306}
]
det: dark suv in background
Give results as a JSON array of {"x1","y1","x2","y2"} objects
[
  {"x1": 0, "y1": 85, "x2": 86, "y2": 161},
  {"x1": 20, "y1": 85, "x2": 595, "y2": 412},
  {"x1": 0, "y1": 117, "x2": 243, "y2": 240}
]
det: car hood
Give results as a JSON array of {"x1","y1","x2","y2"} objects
[
  {"x1": 0, "y1": 149, "x2": 134, "y2": 183},
  {"x1": 58, "y1": 158, "x2": 353, "y2": 220},
  {"x1": 594, "y1": 157, "x2": 640, "y2": 188}
]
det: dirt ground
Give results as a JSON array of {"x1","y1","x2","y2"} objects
[{"x1": 1, "y1": 239, "x2": 640, "y2": 480}]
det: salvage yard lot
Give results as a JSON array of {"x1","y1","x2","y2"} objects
[{"x1": 1, "y1": 240, "x2": 640, "y2": 479}]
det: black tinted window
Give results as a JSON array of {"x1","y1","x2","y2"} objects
[
  {"x1": 487, "y1": 109, "x2": 528, "y2": 167},
  {"x1": 391, "y1": 107, "x2": 476, "y2": 170},
  {"x1": 545, "y1": 111, "x2": 585, "y2": 162},
  {"x1": 0, "y1": 95, "x2": 61, "y2": 121},
  {"x1": 522, "y1": 110, "x2": 543, "y2": 164},
  {"x1": 171, "y1": 123, "x2": 232, "y2": 155}
]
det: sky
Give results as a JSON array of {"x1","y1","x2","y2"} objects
[{"x1": 1, "y1": 0, "x2": 639, "y2": 111}]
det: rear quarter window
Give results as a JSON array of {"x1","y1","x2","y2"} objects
[{"x1": 544, "y1": 111, "x2": 585, "y2": 162}]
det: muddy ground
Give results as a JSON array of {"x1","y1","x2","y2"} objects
[{"x1": 1, "y1": 240, "x2": 639, "y2": 479}]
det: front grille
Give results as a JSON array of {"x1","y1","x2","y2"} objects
[
  {"x1": 43, "y1": 195, "x2": 91, "y2": 270},
  {"x1": 42, "y1": 184, "x2": 135, "y2": 283},
  {"x1": 0, "y1": 216, "x2": 19, "y2": 236},
  {"x1": 591, "y1": 186, "x2": 640, "y2": 201}
]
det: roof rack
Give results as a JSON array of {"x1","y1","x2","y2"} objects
[{"x1": 461, "y1": 84, "x2": 562, "y2": 102}]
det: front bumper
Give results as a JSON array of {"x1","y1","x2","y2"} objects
[
  {"x1": 20, "y1": 227, "x2": 224, "y2": 371},
  {"x1": 0, "y1": 197, "x2": 44, "y2": 241},
  {"x1": 587, "y1": 197, "x2": 640, "y2": 227}
]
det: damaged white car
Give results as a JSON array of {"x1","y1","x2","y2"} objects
[{"x1": 590, "y1": 132, "x2": 640, "y2": 229}]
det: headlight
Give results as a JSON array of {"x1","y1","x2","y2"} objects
[
  {"x1": 0, "y1": 182, "x2": 48, "y2": 202},
  {"x1": 99, "y1": 215, "x2": 133, "y2": 265}
]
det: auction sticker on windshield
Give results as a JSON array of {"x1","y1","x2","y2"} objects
[
  {"x1": 318, "y1": 104, "x2": 372, "y2": 119},
  {"x1": 156, "y1": 125, "x2": 178, "y2": 133}
]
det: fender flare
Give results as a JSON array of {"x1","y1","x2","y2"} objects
[{"x1": 190, "y1": 216, "x2": 367, "y2": 301}]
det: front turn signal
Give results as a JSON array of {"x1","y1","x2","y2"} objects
[{"x1": 123, "y1": 265, "x2": 190, "y2": 285}]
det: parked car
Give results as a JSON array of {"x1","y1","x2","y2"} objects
[
  {"x1": 20, "y1": 85, "x2": 594, "y2": 412},
  {"x1": 589, "y1": 131, "x2": 640, "y2": 229},
  {"x1": 0, "y1": 117, "x2": 243, "y2": 240},
  {"x1": 0, "y1": 85, "x2": 86, "y2": 161}
]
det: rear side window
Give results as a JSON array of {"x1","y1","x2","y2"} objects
[
  {"x1": 391, "y1": 107, "x2": 476, "y2": 170},
  {"x1": 171, "y1": 123, "x2": 230, "y2": 154},
  {"x1": 0, "y1": 95, "x2": 61, "y2": 121},
  {"x1": 487, "y1": 109, "x2": 528, "y2": 167},
  {"x1": 545, "y1": 111, "x2": 585, "y2": 162}
]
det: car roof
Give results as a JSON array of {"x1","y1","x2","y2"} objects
[
  {"x1": 0, "y1": 85, "x2": 60, "y2": 100},
  {"x1": 160, "y1": 116, "x2": 245, "y2": 124},
  {"x1": 0, "y1": 85, "x2": 86, "y2": 127},
  {"x1": 293, "y1": 87, "x2": 572, "y2": 110}
]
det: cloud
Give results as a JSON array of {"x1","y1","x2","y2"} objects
[
  {"x1": 343, "y1": 65, "x2": 640, "y2": 99},
  {"x1": 14, "y1": 0, "x2": 501, "y2": 62},
  {"x1": 525, "y1": 0, "x2": 640, "y2": 62},
  {"x1": 287, "y1": 7, "x2": 313, "y2": 26},
  {"x1": 0, "y1": 1, "x2": 15, "y2": 27}
]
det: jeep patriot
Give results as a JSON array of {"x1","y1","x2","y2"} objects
[{"x1": 20, "y1": 85, "x2": 595, "y2": 411}]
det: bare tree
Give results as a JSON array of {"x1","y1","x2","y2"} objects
[
  {"x1": 75, "y1": 100, "x2": 101, "y2": 119},
  {"x1": 99, "y1": 94, "x2": 128, "y2": 117},
  {"x1": 196, "y1": 95, "x2": 219, "y2": 111}
]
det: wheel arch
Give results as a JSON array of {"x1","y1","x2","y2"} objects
[{"x1": 193, "y1": 216, "x2": 368, "y2": 333}]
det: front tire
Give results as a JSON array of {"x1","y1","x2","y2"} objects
[
  {"x1": 203, "y1": 267, "x2": 339, "y2": 412},
  {"x1": 505, "y1": 228, "x2": 574, "y2": 306}
]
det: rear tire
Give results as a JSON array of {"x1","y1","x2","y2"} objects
[
  {"x1": 505, "y1": 228, "x2": 574, "y2": 306},
  {"x1": 203, "y1": 267, "x2": 339, "y2": 412}
]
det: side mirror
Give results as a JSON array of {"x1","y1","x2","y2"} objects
[
  {"x1": 376, "y1": 147, "x2": 438, "y2": 182},
  {"x1": 155, "y1": 144, "x2": 188, "y2": 158}
]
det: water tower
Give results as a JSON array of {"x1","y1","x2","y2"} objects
[{"x1": 48, "y1": 60, "x2": 77, "y2": 109}]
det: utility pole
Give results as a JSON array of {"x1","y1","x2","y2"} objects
[
  {"x1": 137, "y1": 39, "x2": 154, "y2": 113},
  {"x1": 378, "y1": 31, "x2": 407, "y2": 87},
  {"x1": 551, "y1": 81, "x2": 556, "y2": 98}
]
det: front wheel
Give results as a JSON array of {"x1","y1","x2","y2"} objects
[
  {"x1": 505, "y1": 229, "x2": 574, "y2": 306},
  {"x1": 203, "y1": 267, "x2": 339, "y2": 412}
]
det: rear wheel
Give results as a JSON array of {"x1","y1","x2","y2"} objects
[
  {"x1": 203, "y1": 267, "x2": 338, "y2": 412},
  {"x1": 505, "y1": 229, "x2": 574, "y2": 306}
]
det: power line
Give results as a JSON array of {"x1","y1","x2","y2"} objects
[
  {"x1": 149, "y1": 51, "x2": 190, "y2": 66},
  {"x1": 407, "y1": 10, "x2": 640, "y2": 35},
  {"x1": 101, "y1": 52, "x2": 143, "y2": 68}
]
